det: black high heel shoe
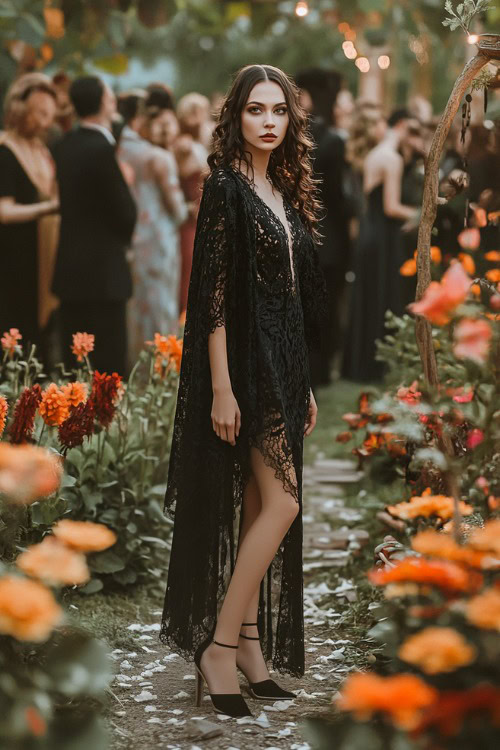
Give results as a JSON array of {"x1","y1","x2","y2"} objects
[
  {"x1": 237, "y1": 622, "x2": 297, "y2": 700},
  {"x1": 194, "y1": 636, "x2": 253, "y2": 717}
]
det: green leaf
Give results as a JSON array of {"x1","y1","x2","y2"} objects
[
  {"x1": 89, "y1": 550, "x2": 125, "y2": 574},
  {"x1": 141, "y1": 535, "x2": 169, "y2": 548},
  {"x1": 79, "y1": 578, "x2": 103, "y2": 595}
]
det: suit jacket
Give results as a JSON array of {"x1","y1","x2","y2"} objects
[{"x1": 52, "y1": 126, "x2": 137, "y2": 301}]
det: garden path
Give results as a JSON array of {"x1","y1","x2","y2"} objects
[{"x1": 106, "y1": 456, "x2": 372, "y2": 750}]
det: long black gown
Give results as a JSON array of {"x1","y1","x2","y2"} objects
[
  {"x1": 159, "y1": 166, "x2": 326, "y2": 677},
  {"x1": 342, "y1": 183, "x2": 406, "y2": 382}
]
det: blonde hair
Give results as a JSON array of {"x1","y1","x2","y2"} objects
[
  {"x1": 346, "y1": 101, "x2": 385, "y2": 173},
  {"x1": 3, "y1": 73, "x2": 57, "y2": 134}
]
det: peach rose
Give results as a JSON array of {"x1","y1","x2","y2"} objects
[
  {"x1": 399, "y1": 627, "x2": 476, "y2": 674},
  {"x1": 0, "y1": 575, "x2": 63, "y2": 641},
  {"x1": 0, "y1": 443, "x2": 62, "y2": 504},
  {"x1": 52, "y1": 519, "x2": 117, "y2": 552},
  {"x1": 16, "y1": 536, "x2": 90, "y2": 587},
  {"x1": 466, "y1": 588, "x2": 500, "y2": 631}
]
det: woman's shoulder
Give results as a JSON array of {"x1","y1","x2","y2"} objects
[{"x1": 203, "y1": 165, "x2": 241, "y2": 198}]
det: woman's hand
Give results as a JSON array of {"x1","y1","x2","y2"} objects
[
  {"x1": 304, "y1": 389, "x2": 318, "y2": 437},
  {"x1": 211, "y1": 387, "x2": 241, "y2": 446}
]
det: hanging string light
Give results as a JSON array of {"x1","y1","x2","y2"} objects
[
  {"x1": 378, "y1": 55, "x2": 391, "y2": 69},
  {"x1": 355, "y1": 57, "x2": 370, "y2": 73},
  {"x1": 295, "y1": 1, "x2": 309, "y2": 17},
  {"x1": 342, "y1": 41, "x2": 357, "y2": 60}
]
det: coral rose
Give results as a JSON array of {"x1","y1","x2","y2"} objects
[
  {"x1": 466, "y1": 588, "x2": 500, "y2": 631},
  {"x1": 0, "y1": 575, "x2": 63, "y2": 641},
  {"x1": 411, "y1": 529, "x2": 495, "y2": 569},
  {"x1": 0, "y1": 444, "x2": 62, "y2": 504},
  {"x1": 61, "y1": 381, "x2": 88, "y2": 408},
  {"x1": 387, "y1": 493, "x2": 473, "y2": 521},
  {"x1": 336, "y1": 672, "x2": 437, "y2": 729},
  {"x1": 408, "y1": 262, "x2": 471, "y2": 325},
  {"x1": 368, "y1": 557, "x2": 482, "y2": 593},
  {"x1": 39, "y1": 383, "x2": 70, "y2": 427},
  {"x1": 0, "y1": 395, "x2": 8, "y2": 438},
  {"x1": 16, "y1": 536, "x2": 90, "y2": 587},
  {"x1": 399, "y1": 627, "x2": 476, "y2": 674},
  {"x1": 453, "y1": 318, "x2": 492, "y2": 365},
  {"x1": 52, "y1": 519, "x2": 117, "y2": 552},
  {"x1": 1, "y1": 327, "x2": 22, "y2": 358},
  {"x1": 71, "y1": 332, "x2": 95, "y2": 362}
]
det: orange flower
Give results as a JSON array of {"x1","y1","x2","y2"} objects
[
  {"x1": 413, "y1": 685, "x2": 500, "y2": 737},
  {"x1": 400, "y1": 258, "x2": 417, "y2": 276},
  {"x1": 458, "y1": 252, "x2": 476, "y2": 275},
  {"x1": 408, "y1": 262, "x2": 471, "y2": 325},
  {"x1": 0, "y1": 395, "x2": 8, "y2": 438},
  {"x1": 39, "y1": 384, "x2": 70, "y2": 427},
  {"x1": 412, "y1": 529, "x2": 495, "y2": 569},
  {"x1": 52, "y1": 519, "x2": 117, "y2": 552},
  {"x1": 336, "y1": 672, "x2": 437, "y2": 729},
  {"x1": 399, "y1": 627, "x2": 476, "y2": 674},
  {"x1": 468, "y1": 520, "x2": 500, "y2": 556},
  {"x1": 430, "y1": 246, "x2": 442, "y2": 263},
  {"x1": 466, "y1": 588, "x2": 500, "y2": 631},
  {"x1": 1, "y1": 327, "x2": 22, "y2": 358},
  {"x1": 71, "y1": 332, "x2": 95, "y2": 362},
  {"x1": 474, "y1": 207, "x2": 487, "y2": 228},
  {"x1": 148, "y1": 333, "x2": 184, "y2": 376},
  {"x1": 0, "y1": 575, "x2": 63, "y2": 641},
  {"x1": 336, "y1": 431, "x2": 353, "y2": 443},
  {"x1": 0, "y1": 444, "x2": 62, "y2": 504},
  {"x1": 486, "y1": 268, "x2": 500, "y2": 283},
  {"x1": 25, "y1": 706, "x2": 47, "y2": 737},
  {"x1": 453, "y1": 318, "x2": 492, "y2": 365},
  {"x1": 16, "y1": 536, "x2": 90, "y2": 587},
  {"x1": 458, "y1": 227, "x2": 480, "y2": 251},
  {"x1": 368, "y1": 557, "x2": 482, "y2": 593},
  {"x1": 342, "y1": 412, "x2": 369, "y2": 429},
  {"x1": 484, "y1": 251, "x2": 500, "y2": 262},
  {"x1": 61, "y1": 381, "x2": 88, "y2": 408},
  {"x1": 387, "y1": 493, "x2": 473, "y2": 521},
  {"x1": 470, "y1": 283, "x2": 481, "y2": 296}
]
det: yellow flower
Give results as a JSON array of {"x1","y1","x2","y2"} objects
[
  {"x1": 0, "y1": 575, "x2": 63, "y2": 642},
  {"x1": 16, "y1": 536, "x2": 90, "y2": 587},
  {"x1": 52, "y1": 520, "x2": 117, "y2": 552},
  {"x1": 399, "y1": 627, "x2": 476, "y2": 674}
]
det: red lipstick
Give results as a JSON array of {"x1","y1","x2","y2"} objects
[{"x1": 259, "y1": 134, "x2": 277, "y2": 141}]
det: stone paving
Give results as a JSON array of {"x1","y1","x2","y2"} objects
[{"x1": 107, "y1": 457, "x2": 369, "y2": 750}]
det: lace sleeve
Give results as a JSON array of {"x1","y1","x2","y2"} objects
[
  {"x1": 299, "y1": 234, "x2": 328, "y2": 350},
  {"x1": 193, "y1": 170, "x2": 235, "y2": 337}
]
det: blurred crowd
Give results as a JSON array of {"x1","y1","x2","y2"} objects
[{"x1": 0, "y1": 68, "x2": 498, "y2": 383}]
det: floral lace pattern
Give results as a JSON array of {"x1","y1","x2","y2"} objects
[{"x1": 159, "y1": 167, "x2": 327, "y2": 677}]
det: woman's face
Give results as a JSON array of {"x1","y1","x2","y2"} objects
[
  {"x1": 149, "y1": 109, "x2": 179, "y2": 148},
  {"x1": 241, "y1": 80, "x2": 289, "y2": 154},
  {"x1": 23, "y1": 90, "x2": 56, "y2": 137}
]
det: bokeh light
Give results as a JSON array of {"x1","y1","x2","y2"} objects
[
  {"x1": 467, "y1": 34, "x2": 479, "y2": 44},
  {"x1": 295, "y1": 1, "x2": 309, "y2": 17},
  {"x1": 342, "y1": 41, "x2": 357, "y2": 60},
  {"x1": 378, "y1": 55, "x2": 391, "y2": 69},
  {"x1": 355, "y1": 57, "x2": 371, "y2": 73}
]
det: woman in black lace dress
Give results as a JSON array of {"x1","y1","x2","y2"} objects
[{"x1": 159, "y1": 65, "x2": 326, "y2": 717}]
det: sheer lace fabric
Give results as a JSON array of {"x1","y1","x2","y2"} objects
[{"x1": 160, "y1": 167, "x2": 326, "y2": 676}]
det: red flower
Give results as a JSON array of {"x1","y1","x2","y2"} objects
[
  {"x1": 413, "y1": 685, "x2": 500, "y2": 737},
  {"x1": 58, "y1": 400, "x2": 95, "y2": 454},
  {"x1": 9, "y1": 385, "x2": 42, "y2": 444},
  {"x1": 90, "y1": 371, "x2": 122, "y2": 428},
  {"x1": 466, "y1": 428, "x2": 484, "y2": 450}
]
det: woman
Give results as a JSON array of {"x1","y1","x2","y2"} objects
[
  {"x1": 159, "y1": 65, "x2": 326, "y2": 718},
  {"x1": 119, "y1": 90, "x2": 188, "y2": 361},
  {"x1": 0, "y1": 73, "x2": 59, "y2": 352},
  {"x1": 174, "y1": 93, "x2": 210, "y2": 313},
  {"x1": 342, "y1": 109, "x2": 419, "y2": 382}
]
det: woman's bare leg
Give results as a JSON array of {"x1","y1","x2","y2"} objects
[{"x1": 200, "y1": 445, "x2": 299, "y2": 693}]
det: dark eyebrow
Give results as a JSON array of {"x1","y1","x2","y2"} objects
[{"x1": 246, "y1": 101, "x2": 287, "y2": 107}]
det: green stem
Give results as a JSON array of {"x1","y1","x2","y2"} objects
[{"x1": 37, "y1": 422, "x2": 46, "y2": 446}]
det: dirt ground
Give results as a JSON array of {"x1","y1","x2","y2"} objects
[{"x1": 105, "y1": 457, "x2": 374, "y2": 750}]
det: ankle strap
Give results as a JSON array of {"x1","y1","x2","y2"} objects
[
  {"x1": 212, "y1": 639, "x2": 238, "y2": 649},
  {"x1": 239, "y1": 633, "x2": 259, "y2": 640},
  {"x1": 241, "y1": 622, "x2": 258, "y2": 626}
]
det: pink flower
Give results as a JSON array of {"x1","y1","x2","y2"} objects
[
  {"x1": 71, "y1": 332, "x2": 95, "y2": 363},
  {"x1": 467, "y1": 429, "x2": 484, "y2": 450},
  {"x1": 453, "y1": 318, "x2": 492, "y2": 365},
  {"x1": 1, "y1": 328, "x2": 22, "y2": 358},
  {"x1": 457, "y1": 227, "x2": 480, "y2": 251},
  {"x1": 397, "y1": 380, "x2": 421, "y2": 406},
  {"x1": 408, "y1": 262, "x2": 471, "y2": 326},
  {"x1": 448, "y1": 387, "x2": 474, "y2": 403}
]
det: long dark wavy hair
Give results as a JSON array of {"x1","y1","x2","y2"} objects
[{"x1": 208, "y1": 64, "x2": 322, "y2": 240}]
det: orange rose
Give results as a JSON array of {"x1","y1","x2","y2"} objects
[
  {"x1": 408, "y1": 262, "x2": 471, "y2": 325},
  {"x1": 0, "y1": 395, "x2": 8, "y2": 438},
  {"x1": 52, "y1": 519, "x2": 117, "y2": 552},
  {"x1": 368, "y1": 557, "x2": 482, "y2": 593},
  {"x1": 0, "y1": 575, "x2": 63, "y2": 641},
  {"x1": 484, "y1": 251, "x2": 500, "y2": 262},
  {"x1": 387, "y1": 494, "x2": 473, "y2": 521},
  {"x1": 412, "y1": 529, "x2": 496, "y2": 569},
  {"x1": 71, "y1": 332, "x2": 95, "y2": 362},
  {"x1": 16, "y1": 536, "x2": 90, "y2": 587},
  {"x1": 336, "y1": 672, "x2": 437, "y2": 729},
  {"x1": 39, "y1": 383, "x2": 70, "y2": 427},
  {"x1": 468, "y1": 520, "x2": 500, "y2": 556},
  {"x1": 486, "y1": 268, "x2": 500, "y2": 283},
  {"x1": 399, "y1": 627, "x2": 476, "y2": 674},
  {"x1": 466, "y1": 588, "x2": 500, "y2": 631},
  {"x1": 458, "y1": 252, "x2": 476, "y2": 275},
  {"x1": 400, "y1": 259, "x2": 417, "y2": 276},
  {"x1": 61, "y1": 381, "x2": 88, "y2": 408},
  {"x1": 0, "y1": 444, "x2": 62, "y2": 504}
]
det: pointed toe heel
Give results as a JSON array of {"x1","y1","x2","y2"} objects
[
  {"x1": 193, "y1": 636, "x2": 253, "y2": 718},
  {"x1": 238, "y1": 622, "x2": 297, "y2": 701}
]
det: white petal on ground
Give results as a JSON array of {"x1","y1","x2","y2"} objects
[
  {"x1": 172, "y1": 690, "x2": 189, "y2": 699},
  {"x1": 183, "y1": 674, "x2": 196, "y2": 680},
  {"x1": 134, "y1": 690, "x2": 157, "y2": 702}
]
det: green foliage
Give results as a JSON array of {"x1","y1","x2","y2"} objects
[{"x1": 442, "y1": 0, "x2": 495, "y2": 33}]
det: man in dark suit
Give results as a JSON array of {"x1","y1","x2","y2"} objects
[{"x1": 52, "y1": 75, "x2": 137, "y2": 376}]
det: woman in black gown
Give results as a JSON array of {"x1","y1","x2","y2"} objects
[{"x1": 159, "y1": 65, "x2": 326, "y2": 717}]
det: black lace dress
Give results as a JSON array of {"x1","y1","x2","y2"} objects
[{"x1": 159, "y1": 166, "x2": 326, "y2": 677}]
